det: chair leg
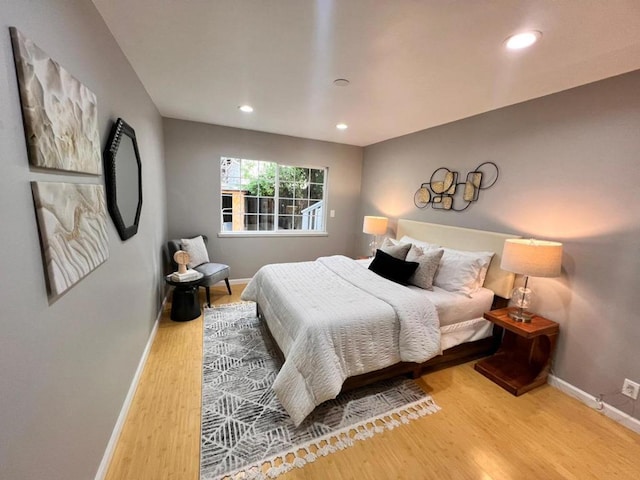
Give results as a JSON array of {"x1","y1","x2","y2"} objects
[
  {"x1": 205, "y1": 286, "x2": 211, "y2": 307},
  {"x1": 224, "y1": 278, "x2": 232, "y2": 295}
]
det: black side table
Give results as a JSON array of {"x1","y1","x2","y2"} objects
[{"x1": 165, "y1": 274, "x2": 203, "y2": 322}]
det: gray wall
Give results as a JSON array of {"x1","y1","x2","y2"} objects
[
  {"x1": 362, "y1": 69, "x2": 640, "y2": 419},
  {"x1": 164, "y1": 119, "x2": 363, "y2": 278},
  {"x1": 0, "y1": 1, "x2": 167, "y2": 479}
]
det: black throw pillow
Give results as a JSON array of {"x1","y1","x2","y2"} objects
[{"x1": 368, "y1": 249, "x2": 419, "y2": 285}]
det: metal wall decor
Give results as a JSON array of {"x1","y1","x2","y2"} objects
[{"x1": 414, "y1": 162, "x2": 499, "y2": 212}]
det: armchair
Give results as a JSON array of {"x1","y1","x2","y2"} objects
[{"x1": 167, "y1": 235, "x2": 231, "y2": 307}]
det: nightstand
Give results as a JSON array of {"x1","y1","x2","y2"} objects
[{"x1": 474, "y1": 307, "x2": 559, "y2": 396}]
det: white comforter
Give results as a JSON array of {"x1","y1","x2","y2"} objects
[{"x1": 241, "y1": 255, "x2": 440, "y2": 426}]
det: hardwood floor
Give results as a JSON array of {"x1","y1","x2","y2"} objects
[{"x1": 105, "y1": 284, "x2": 640, "y2": 480}]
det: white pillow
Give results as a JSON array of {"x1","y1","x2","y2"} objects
[
  {"x1": 406, "y1": 245, "x2": 444, "y2": 290},
  {"x1": 475, "y1": 253, "x2": 495, "y2": 290},
  {"x1": 433, "y1": 248, "x2": 494, "y2": 296},
  {"x1": 460, "y1": 248, "x2": 493, "y2": 292},
  {"x1": 181, "y1": 236, "x2": 210, "y2": 268},
  {"x1": 399, "y1": 235, "x2": 440, "y2": 251}
]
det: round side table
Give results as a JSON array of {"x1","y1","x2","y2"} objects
[{"x1": 165, "y1": 273, "x2": 203, "y2": 322}]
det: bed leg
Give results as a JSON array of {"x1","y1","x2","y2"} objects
[{"x1": 411, "y1": 365, "x2": 422, "y2": 379}]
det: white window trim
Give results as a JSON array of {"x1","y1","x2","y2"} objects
[{"x1": 217, "y1": 231, "x2": 328, "y2": 238}]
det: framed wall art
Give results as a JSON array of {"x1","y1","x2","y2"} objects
[
  {"x1": 10, "y1": 27, "x2": 101, "y2": 174},
  {"x1": 31, "y1": 182, "x2": 109, "y2": 297}
]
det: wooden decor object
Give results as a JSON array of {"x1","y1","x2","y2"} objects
[{"x1": 173, "y1": 250, "x2": 190, "y2": 275}]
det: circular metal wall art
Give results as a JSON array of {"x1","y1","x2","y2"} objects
[
  {"x1": 413, "y1": 162, "x2": 499, "y2": 212},
  {"x1": 414, "y1": 185, "x2": 431, "y2": 208}
]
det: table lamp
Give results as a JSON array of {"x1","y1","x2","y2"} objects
[
  {"x1": 500, "y1": 238, "x2": 563, "y2": 322},
  {"x1": 362, "y1": 216, "x2": 388, "y2": 257}
]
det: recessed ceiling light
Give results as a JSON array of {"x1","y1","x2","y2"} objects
[
  {"x1": 336, "y1": 123, "x2": 348, "y2": 130},
  {"x1": 505, "y1": 31, "x2": 542, "y2": 50},
  {"x1": 238, "y1": 105, "x2": 254, "y2": 113},
  {"x1": 333, "y1": 79, "x2": 350, "y2": 87}
]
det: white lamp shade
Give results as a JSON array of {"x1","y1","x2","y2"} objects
[
  {"x1": 501, "y1": 239, "x2": 563, "y2": 277},
  {"x1": 362, "y1": 216, "x2": 388, "y2": 235}
]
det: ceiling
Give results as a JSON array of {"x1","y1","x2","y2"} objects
[{"x1": 92, "y1": 0, "x2": 640, "y2": 147}]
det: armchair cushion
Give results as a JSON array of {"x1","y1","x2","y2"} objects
[{"x1": 194, "y1": 262, "x2": 230, "y2": 287}]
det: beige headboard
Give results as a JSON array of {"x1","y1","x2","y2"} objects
[{"x1": 396, "y1": 219, "x2": 520, "y2": 298}]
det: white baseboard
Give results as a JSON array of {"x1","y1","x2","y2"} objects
[
  {"x1": 548, "y1": 375, "x2": 640, "y2": 435},
  {"x1": 229, "y1": 277, "x2": 251, "y2": 285},
  {"x1": 94, "y1": 295, "x2": 167, "y2": 480}
]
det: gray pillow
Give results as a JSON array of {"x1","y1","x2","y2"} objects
[
  {"x1": 406, "y1": 245, "x2": 444, "y2": 290},
  {"x1": 181, "y1": 236, "x2": 210, "y2": 268},
  {"x1": 380, "y1": 238, "x2": 411, "y2": 260}
]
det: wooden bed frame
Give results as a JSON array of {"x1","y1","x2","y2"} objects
[{"x1": 259, "y1": 219, "x2": 520, "y2": 392}]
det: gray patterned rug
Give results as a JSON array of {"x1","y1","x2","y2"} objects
[{"x1": 201, "y1": 302, "x2": 440, "y2": 480}]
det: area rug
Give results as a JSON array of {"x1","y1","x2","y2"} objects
[{"x1": 201, "y1": 302, "x2": 440, "y2": 480}]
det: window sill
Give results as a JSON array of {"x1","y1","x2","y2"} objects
[{"x1": 218, "y1": 231, "x2": 328, "y2": 238}]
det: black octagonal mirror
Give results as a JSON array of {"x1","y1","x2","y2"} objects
[{"x1": 103, "y1": 118, "x2": 142, "y2": 241}]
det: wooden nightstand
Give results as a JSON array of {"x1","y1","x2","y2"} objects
[{"x1": 474, "y1": 307, "x2": 559, "y2": 396}]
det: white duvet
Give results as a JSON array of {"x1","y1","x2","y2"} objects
[{"x1": 241, "y1": 255, "x2": 440, "y2": 426}]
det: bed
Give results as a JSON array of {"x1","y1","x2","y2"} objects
[{"x1": 241, "y1": 220, "x2": 519, "y2": 425}]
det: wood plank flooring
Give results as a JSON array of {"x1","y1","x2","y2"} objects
[{"x1": 105, "y1": 284, "x2": 640, "y2": 480}]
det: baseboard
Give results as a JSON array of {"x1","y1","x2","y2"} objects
[
  {"x1": 548, "y1": 375, "x2": 640, "y2": 435},
  {"x1": 94, "y1": 295, "x2": 167, "y2": 480},
  {"x1": 229, "y1": 277, "x2": 252, "y2": 285}
]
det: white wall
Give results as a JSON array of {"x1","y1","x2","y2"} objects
[
  {"x1": 163, "y1": 119, "x2": 363, "y2": 278},
  {"x1": 0, "y1": 1, "x2": 167, "y2": 478},
  {"x1": 361, "y1": 70, "x2": 640, "y2": 419}
]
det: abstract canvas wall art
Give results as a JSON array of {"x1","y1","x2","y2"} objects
[
  {"x1": 32, "y1": 182, "x2": 109, "y2": 297},
  {"x1": 10, "y1": 27, "x2": 101, "y2": 174}
]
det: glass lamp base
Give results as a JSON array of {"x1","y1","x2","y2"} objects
[
  {"x1": 509, "y1": 286, "x2": 533, "y2": 322},
  {"x1": 508, "y1": 308, "x2": 534, "y2": 323},
  {"x1": 369, "y1": 236, "x2": 378, "y2": 257}
]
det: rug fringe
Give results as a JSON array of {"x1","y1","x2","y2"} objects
[{"x1": 216, "y1": 397, "x2": 440, "y2": 480}]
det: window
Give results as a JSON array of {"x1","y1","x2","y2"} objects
[{"x1": 220, "y1": 157, "x2": 326, "y2": 233}]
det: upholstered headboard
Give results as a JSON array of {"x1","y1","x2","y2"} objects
[{"x1": 396, "y1": 219, "x2": 520, "y2": 298}]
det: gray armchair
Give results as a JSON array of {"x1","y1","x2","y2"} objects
[{"x1": 167, "y1": 235, "x2": 231, "y2": 307}]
